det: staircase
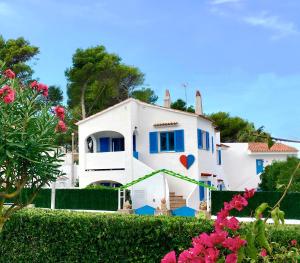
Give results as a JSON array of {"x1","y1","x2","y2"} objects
[{"x1": 169, "y1": 192, "x2": 186, "y2": 210}]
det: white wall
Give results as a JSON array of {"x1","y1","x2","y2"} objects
[
  {"x1": 223, "y1": 143, "x2": 295, "y2": 190},
  {"x1": 131, "y1": 158, "x2": 167, "y2": 209}
]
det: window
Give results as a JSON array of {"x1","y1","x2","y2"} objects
[
  {"x1": 160, "y1": 131, "x2": 175, "y2": 151},
  {"x1": 198, "y1": 129, "x2": 210, "y2": 150},
  {"x1": 256, "y1": 159, "x2": 264, "y2": 174},
  {"x1": 112, "y1": 138, "x2": 124, "y2": 152},
  {"x1": 217, "y1": 149, "x2": 222, "y2": 165}
]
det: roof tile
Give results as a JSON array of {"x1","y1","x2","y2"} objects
[{"x1": 248, "y1": 142, "x2": 298, "y2": 153}]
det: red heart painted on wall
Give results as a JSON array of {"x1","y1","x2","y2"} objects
[{"x1": 180, "y1": 154, "x2": 195, "y2": 169}]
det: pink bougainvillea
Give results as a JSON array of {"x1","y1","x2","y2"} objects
[{"x1": 162, "y1": 188, "x2": 256, "y2": 263}]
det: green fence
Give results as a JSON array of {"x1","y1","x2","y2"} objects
[
  {"x1": 211, "y1": 191, "x2": 300, "y2": 219},
  {"x1": 18, "y1": 188, "x2": 118, "y2": 211}
]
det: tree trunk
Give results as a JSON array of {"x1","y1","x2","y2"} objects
[
  {"x1": 81, "y1": 83, "x2": 87, "y2": 119},
  {"x1": 0, "y1": 216, "x2": 6, "y2": 232}
]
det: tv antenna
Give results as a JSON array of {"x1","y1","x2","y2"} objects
[{"x1": 182, "y1": 83, "x2": 188, "y2": 111}]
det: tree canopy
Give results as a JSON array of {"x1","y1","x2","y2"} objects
[
  {"x1": 130, "y1": 87, "x2": 158, "y2": 104},
  {"x1": 207, "y1": 112, "x2": 270, "y2": 143},
  {"x1": 66, "y1": 45, "x2": 144, "y2": 119},
  {"x1": 47, "y1": 85, "x2": 64, "y2": 106},
  {"x1": 171, "y1": 99, "x2": 195, "y2": 113},
  {"x1": 259, "y1": 157, "x2": 300, "y2": 192},
  {"x1": 0, "y1": 35, "x2": 39, "y2": 82}
]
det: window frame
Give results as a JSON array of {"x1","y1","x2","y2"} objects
[{"x1": 160, "y1": 131, "x2": 175, "y2": 152}]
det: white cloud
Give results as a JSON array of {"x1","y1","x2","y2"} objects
[
  {"x1": 0, "y1": 2, "x2": 15, "y2": 17},
  {"x1": 210, "y1": 0, "x2": 242, "y2": 5},
  {"x1": 244, "y1": 12, "x2": 299, "y2": 39}
]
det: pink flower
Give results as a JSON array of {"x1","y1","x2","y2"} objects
[
  {"x1": 37, "y1": 83, "x2": 48, "y2": 97},
  {"x1": 243, "y1": 188, "x2": 255, "y2": 199},
  {"x1": 30, "y1": 80, "x2": 38, "y2": 89},
  {"x1": 260, "y1": 248, "x2": 267, "y2": 257},
  {"x1": 225, "y1": 253, "x2": 237, "y2": 263},
  {"x1": 210, "y1": 230, "x2": 228, "y2": 245},
  {"x1": 56, "y1": 120, "x2": 67, "y2": 132},
  {"x1": 224, "y1": 202, "x2": 233, "y2": 211},
  {"x1": 226, "y1": 217, "x2": 240, "y2": 231},
  {"x1": 161, "y1": 251, "x2": 177, "y2": 263},
  {"x1": 0, "y1": 85, "x2": 15, "y2": 104},
  {"x1": 291, "y1": 239, "x2": 297, "y2": 246},
  {"x1": 193, "y1": 233, "x2": 214, "y2": 248},
  {"x1": 178, "y1": 250, "x2": 198, "y2": 263},
  {"x1": 229, "y1": 195, "x2": 248, "y2": 211},
  {"x1": 217, "y1": 208, "x2": 229, "y2": 220},
  {"x1": 54, "y1": 106, "x2": 65, "y2": 120},
  {"x1": 222, "y1": 236, "x2": 246, "y2": 252},
  {"x1": 204, "y1": 248, "x2": 219, "y2": 263},
  {"x1": 4, "y1": 69, "x2": 15, "y2": 79}
]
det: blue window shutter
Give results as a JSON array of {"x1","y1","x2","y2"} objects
[
  {"x1": 149, "y1": 132, "x2": 158, "y2": 154},
  {"x1": 198, "y1": 129, "x2": 203, "y2": 149},
  {"x1": 175, "y1": 130, "x2": 184, "y2": 152},
  {"x1": 133, "y1": 135, "x2": 136, "y2": 152},
  {"x1": 206, "y1": 132, "x2": 210, "y2": 151},
  {"x1": 218, "y1": 150, "x2": 222, "y2": 165},
  {"x1": 99, "y1": 137, "x2": 110, "y2": 152},
  {"x1": 199, "y1": 181, "x2": 205, "y2": 201},
  {"x1": 212, "y1": 136, "x2": 214, "y2": 153}
]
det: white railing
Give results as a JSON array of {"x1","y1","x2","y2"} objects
[{"x1": 85, "y1": 152, "x2": 125, "y2": 170}]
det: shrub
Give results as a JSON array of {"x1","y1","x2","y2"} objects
[
  {"x1": 0, "y1": 66, "x2": 67, "y2": 230},
  {"x1": 0, "y1": 209, "x2": 299, "y2": 262},
  {"x1": 259, "y1": 157, "x2": 300, "y2": 192}
]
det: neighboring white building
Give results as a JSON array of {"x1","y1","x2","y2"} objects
[
  {"x1": 222, "y1": 142, "x2": 298, "y2": 191},
  {"x1": 76, "y1": 90, "x2": 298, "y2": 212},
  {"x1": 77, "y1": 91, "x2": 227, "y2": 211}
]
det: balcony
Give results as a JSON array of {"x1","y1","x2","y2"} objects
[{"x1": 85, "y1": 151, "x2": 125, "y2": 170}]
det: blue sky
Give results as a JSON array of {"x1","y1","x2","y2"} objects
[{"x1": 1, "y1": 0, "x2": 299, "y2": 141}]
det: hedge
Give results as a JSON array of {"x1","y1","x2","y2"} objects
[
  {"x1": 16, "y1": 188, "x2": 118, "y2": 211},
  {"x1": 0, "y1": 209, "x2": 300, "y2": 262},
  {"x1": 0, "y1": 209, "x2": 212, "y2": 263},
  {"x1": 211, "y1": 190, "x2": 300, "y2": 219}
]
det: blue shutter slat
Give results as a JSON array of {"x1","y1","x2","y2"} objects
[
  {"x1": 99, "y1": 137, "x2": 110, "y2": 152},
  {"x1": 149, "y1": 132, "x2": 158, "y2": 154},
  {"x1": 206, "y1": 132, "x2": 210, "y2": 151},
  {"x1": 212, "y1": 136, "x2": 214, "y2": 153},
  {"x1": 198, "y1": 129, "x2": 203, "y2": 149},
  {"x1": 175, "y1": 130, "x2": 184, "y2": 152}
]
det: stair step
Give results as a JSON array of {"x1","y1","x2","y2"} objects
[{"x1": 169, "y1": 195, "x2": 183, "y2": 198}]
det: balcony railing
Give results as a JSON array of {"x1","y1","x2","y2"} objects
[{"x1": 85, "y1": 152, "x2": 125, "y2": 170}]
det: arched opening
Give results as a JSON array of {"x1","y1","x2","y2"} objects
[
  {"x1": 89, "y1": 180, "x2": 123, "y2": 188},
  {"x1": 86, "y1": 131, "x2": 125, "y2": 153}
]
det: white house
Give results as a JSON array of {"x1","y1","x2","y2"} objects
[
  {"x1": 77, "y1": 91, "x2": 227, "y2": 212},
  {"x1": 76, "y1": 90, "x2": 298, "y2": 213},
  {"x1": 222, "y1": 142, "x2": 298, "y2": 191}
]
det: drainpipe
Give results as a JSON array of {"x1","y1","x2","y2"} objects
[{"x1": 51, "y1": 181, "x2": 56, "y2": 209}]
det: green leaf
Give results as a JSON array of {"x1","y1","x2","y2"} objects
[{"x1": 255, "y1": 203, "x2": 269, "y2": 219}]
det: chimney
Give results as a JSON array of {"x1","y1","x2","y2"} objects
[
  {"x1": 195, "y1": 90, "x2": 203, "y2": 115},
  {"x1": 163, "y1": 89, "x2": 171, "y2": 108}
]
